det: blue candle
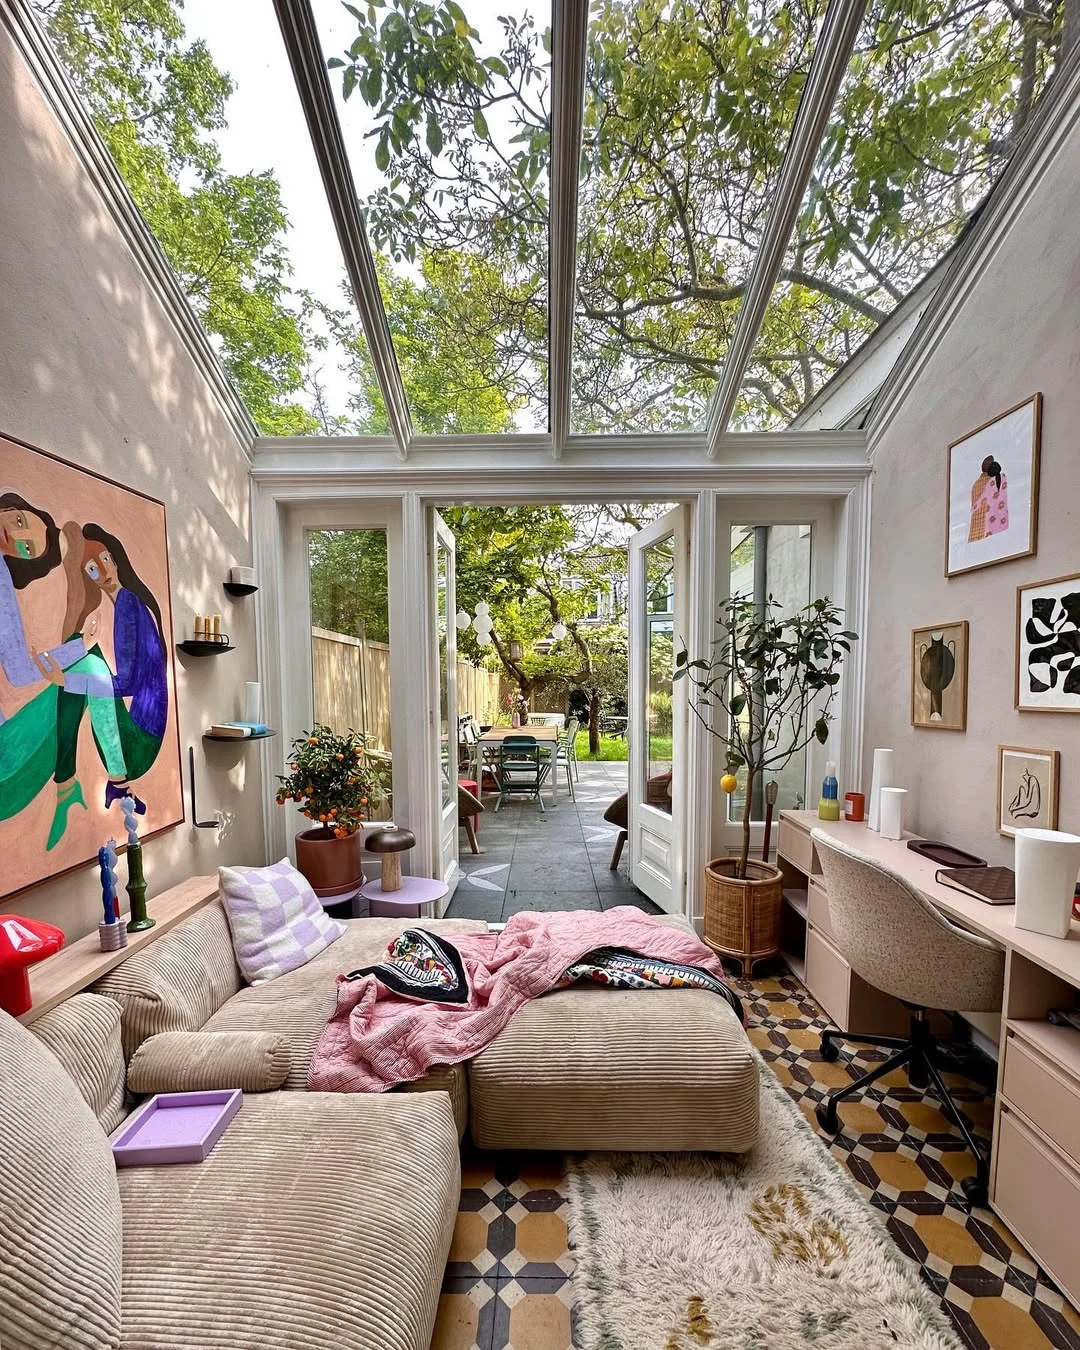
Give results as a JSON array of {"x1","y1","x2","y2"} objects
[{"x1": 98, "y1": 846, "x2": 115, "y2": 924}]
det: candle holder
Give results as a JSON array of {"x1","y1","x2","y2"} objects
[
  {"x1": 99, "y1": 918, "x2": 128, "y2": 952},
  {"x1": 125, "y1": 842, "x2": 155, "y2": 933}
]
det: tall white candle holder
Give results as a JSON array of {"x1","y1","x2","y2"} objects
[
  {"x1": 868, "y1": 748, "x2": 894, "y2": 832},
  {"x1": 1015, "y1": 828, "x2": 1080, "y2": 939}
]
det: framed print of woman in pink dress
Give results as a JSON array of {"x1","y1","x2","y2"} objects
[{"x1": 946, "y1": 394, "x2": 1040, "y2": 577}]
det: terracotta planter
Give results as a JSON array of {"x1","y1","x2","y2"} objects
[
  {"x1": 294, "y1": 828, "x2": 363, "y2": 900},
  {"x1": 702, "y1": 857, "x2": 783, "y2": 975}
]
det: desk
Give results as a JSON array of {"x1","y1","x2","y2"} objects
[
  {"x1": 473, "y1": 725, "x2": 560, "y2": 804},
  {"x1": 778, "y1": 810, "x2": 1080, "y2": 1311}
]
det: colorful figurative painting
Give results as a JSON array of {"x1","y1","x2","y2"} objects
[
  {"x1": 996, "y1": 745, "x2": 1059, "y2": 837},
  {"x1": 911, "y1": 620, "x2": 968, "y2": 731},
  {"x1": 945, "y1": 394, "x2": 1041, "y2": 578},
  {"x1": 1015, "y1": 572, "x2": 1080, "y2": 713},
  {"x1": 0, "y1": 433, "x2": 182, "y2": 898}
]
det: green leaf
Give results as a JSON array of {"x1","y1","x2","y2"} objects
[
  {"x1": 375, "y1": 134, "x2": 390, "y2": 172},
  {"x1": 342, "y1": 64, "x2": 357, "y2": 99},
  {"x1": 473, "y1": 107, "x2": 489, "y2": 139},
  {"x1": 327, "y1": 57, "x2": 346, "y2": 69},
  {"x1": 729, "y1": 694, "x2": 746, "y2": 718},
  {"x1": 814, "y1": 718, "x2": 829, "y2": 745},
  {"x1": 425, "y1": 112, "x2": 443, "y2": 156}
]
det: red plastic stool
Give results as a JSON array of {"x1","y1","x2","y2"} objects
[{"x1": 457, "y1": 780, "x2": 480, "y2": 831}]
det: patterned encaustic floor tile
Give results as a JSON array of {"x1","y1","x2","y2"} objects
[{"x1": 429, "y1": 968, "x2": 1080, "y2": 1350}]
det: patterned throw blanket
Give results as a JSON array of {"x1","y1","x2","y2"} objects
[{"x1": 308, "y1": 907, "x2": 743, "y2": 1094}]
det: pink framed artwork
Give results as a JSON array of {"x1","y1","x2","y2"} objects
[{"x1": 0, "y1": 433, "x2": 183, "y2": 898}]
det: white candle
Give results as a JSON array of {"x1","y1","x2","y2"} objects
[
  {"x1": 1015, "y1": 829, "x2": 1080, "y2": 939},
  {"x1": 868, "y1": 748, "x2": 894, "y2": 832},
  {"x1": 879, "y1": 787, "x2": 907, "y2": 841}
]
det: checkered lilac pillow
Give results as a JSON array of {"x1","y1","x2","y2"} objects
[{"x1": 218, "y1": 859, "x2": 345, "y2": 986}]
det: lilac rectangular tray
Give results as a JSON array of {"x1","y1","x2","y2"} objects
[{"x1": 112, "y1": 1089, "x2": 242, "y2": 1167}]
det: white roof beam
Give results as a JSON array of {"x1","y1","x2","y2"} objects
[
  {"x1": 273, "y1": 0, "x2": 412, "y2": 459},
  {"x1": 705, "y1": 0, "x2": 867, "y2": 456},
  {"x1": 548, "y1": 0, "x2": 589, "y2": 459}
]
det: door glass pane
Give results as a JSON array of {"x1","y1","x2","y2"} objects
[
  {"x1": 643, "y1": 537, "x2": 675, "y2": 813},
  {"x1": 308, "y1": 529, "x2": 392, "y2": 818},
  {"x1": 436, "y1": 541, "x2": 453, "y2": 811},
  {"x1": 727, "y1": 524, "x2": 811, "y2": 822}
]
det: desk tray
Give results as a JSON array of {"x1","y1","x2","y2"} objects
[
  {"x1": 907, "y1": 840, "x2": 986, "y2": 869},
  {"x1": 112, "y1": 1089, "x2": 241, "y2": 1166}
]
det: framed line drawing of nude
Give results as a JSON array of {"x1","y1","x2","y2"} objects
[
  {"x1": 0, "y1": 432, "x2": 182, "y2": 898},
  {"x1": 945, "y1": 394, "x2": 1041, "y2": 578}
]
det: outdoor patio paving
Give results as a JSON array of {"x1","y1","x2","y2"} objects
[{"x1": 445, "y1": 760, "x2": 662, "y2": 922}]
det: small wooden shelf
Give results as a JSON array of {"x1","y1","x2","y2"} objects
[
  {"x1": 1009, "y1": 1018, "x2": 1080, "y2": 1082},
  {"x1": 177, "y1": 640, "x2": 233, "y2": 656},
  {"x1": 203, "y1": 729, "x2": 277, "y2": 743},
  {"x1": 223, "y1": 581, "x2": 257, "y2": 597},
  {"x1": 782, "y1": 887, "x2": 809, "y2": 919}
]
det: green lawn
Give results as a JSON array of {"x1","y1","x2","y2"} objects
[{"x1": 572, "y1": 730, "x2": 673, "y2": 763}]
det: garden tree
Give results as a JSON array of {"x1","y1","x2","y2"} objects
[
  {"x1": 35, "y1": 0, "x2": 321, "y2": 435},
  {"x1": 308, "y1": 529, "x2": 391, "y2": 641},
  {"x1": 331, "y1": 0, "x2": 1070, "y2": 431}
]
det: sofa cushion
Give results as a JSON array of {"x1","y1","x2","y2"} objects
[
  {"x1": 219, "y1": 858, "x2": 345, "y2": 985},
  {"x1": 92, "y1": 899, "x2": 242, "y2": 1058},
  {"x1": 118, "y1": 1089, "x2": 460, "y2": 1350},
  {"x1": 128, "y1": 1029, "x2": 291, "y2": 1094},
  {"x1": 30, "y1": 992, "x2": 127, "y2": 1133},
  {"x1": 469, "y1": 983, "x2": 759, "y2": 1153},
  {"x1": 201, "y1": 917, "x2": 487, "y2": 1137},
  {"x1": 0, "y1": 1010, "x2": 122, "y2": 1350}
]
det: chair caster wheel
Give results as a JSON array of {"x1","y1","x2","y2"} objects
[
  {"x1": 960, "y1": 1175, "x2": 988, "y2": 1208},
  {"x1": 820, "y1": 1038, "x2": 840, "y2": 1063},
  {"x1": 815, "y1": 1100, "x2": 840, "y2": 1134}
]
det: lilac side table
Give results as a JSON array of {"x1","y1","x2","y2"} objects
[{"x1": 359, "y1": 876, "x2": 449, "y2": 919}]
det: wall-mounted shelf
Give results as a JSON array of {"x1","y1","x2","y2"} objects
[
  {"x1": 177, "y1": 639, "x2": 233, "y2": 656},
  {"x1": 223, "y1": 582, "x2": 258, "y2": 597},
  {"x1": 203, "y1": 730, "x2": 277, "y2": 743}
]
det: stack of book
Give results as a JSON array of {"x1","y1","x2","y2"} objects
[{"x1": 207, "y1": 721, "x2": 271, "y2": 739}]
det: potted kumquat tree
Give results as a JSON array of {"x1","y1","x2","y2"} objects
[{"x1": 277, "y1": 724, "x2": 388, "y2": 902}]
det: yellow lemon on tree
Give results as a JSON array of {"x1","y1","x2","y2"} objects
[{"x1": 720, "y1": 773, "x2": 739, "y2": 794}]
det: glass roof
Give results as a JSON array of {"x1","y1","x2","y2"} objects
[{"x1": 29, "y1": 0, "x2": 1072, "y2": 450}]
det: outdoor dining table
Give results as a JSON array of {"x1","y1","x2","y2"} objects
[{"x1": 472, "y1": 723, "x2": 561, "y2": 805}]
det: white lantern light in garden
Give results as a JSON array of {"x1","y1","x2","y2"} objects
[
  {"x1": 475, "y1": 601, "x2": 490, "y2": 616},
  {"x1": 551, "y1": 621, "x2": 568, "y2": 641},
  {"x1": 455, "y1": 609, "x2": 471, "y2": 631}
]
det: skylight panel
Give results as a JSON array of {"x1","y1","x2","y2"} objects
[
  {"x1": 315, "y1": 0, "x2": 551, "y2": 435},
  {"x1": 568, "y1": 0, "x2": 830, "y2": 434},
  {"x1": 730, "y1": 0, "x2": 1065, "y2": 431},
  {"x1": 32, "y1": 0, "x2": 387, "y2": 437}
]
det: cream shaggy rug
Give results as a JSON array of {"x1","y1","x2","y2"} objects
[{"x1": 565, "y1": 1057, "x2": 962, "y2": 1350}]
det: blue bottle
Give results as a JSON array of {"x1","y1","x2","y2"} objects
[{"x1": 818, "y1": 760, "x2": 840, "y2": 821}]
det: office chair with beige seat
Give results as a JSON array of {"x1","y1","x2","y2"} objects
[{"x1": 810, "y1": 828, "x2": 1005, "y2": 1207}]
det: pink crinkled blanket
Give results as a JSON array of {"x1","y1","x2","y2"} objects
[{"x1": 308, "y1": 906, "x2": 732, "y2": 1094}]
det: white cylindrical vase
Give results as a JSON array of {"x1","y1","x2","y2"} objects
[
  {"x1": 244, "y1": 681, "x2": 262, "y2": 724},
  {"x1": 1015, "y1": 829, "x2": 1080, "y2": 940},
  {"x1": 879, "y1": 787, "x2": 908, "y2": 840},
  {"x1": 868, "y1": 748, "x2": 894, "y2": 832}
]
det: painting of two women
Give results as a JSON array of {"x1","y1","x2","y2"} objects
[{"x1": 0, "y1": 434, "x2": 182, "y2": 899}]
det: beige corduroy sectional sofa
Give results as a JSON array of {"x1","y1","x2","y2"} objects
[{"x1": 1, "y1": 900, "x2": 758, "y2": 1350}]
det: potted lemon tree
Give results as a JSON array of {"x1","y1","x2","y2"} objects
[
  {"x1": 276, "y1": 724, "x2": 388, "y2": 902},
  {"x1": 676, "y1": 596, "x2": 856, "y2": 972}
]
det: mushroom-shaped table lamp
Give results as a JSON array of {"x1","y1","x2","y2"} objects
[
  {"x1": 0, "y1": 915, "x2": 65, "y2": 1017},
  {"x1": 365, "y1": 827, "x2": 416, "y2": 893}
]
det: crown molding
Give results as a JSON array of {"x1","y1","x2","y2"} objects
[
  {"x1": 865, "y1": 42, "x2": 1080, "y2": 453},
  {"x1": 0, "y1": 0, "x2": 258, "y2": 457}
]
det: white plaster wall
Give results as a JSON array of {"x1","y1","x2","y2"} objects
[
  {"x1": 864, "y1": 115, "x2": 1080, "y2": 870},
  {"x1": 0, "y1": 28, "x2": 267, "y2": 937}
]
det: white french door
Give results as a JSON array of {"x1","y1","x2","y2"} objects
[
  {"x1": 628, "y1": 505, "x2": 690, "y2": 914},
  {"x1": 432, "y1": 511, "x2": 459, "y2": 903}
]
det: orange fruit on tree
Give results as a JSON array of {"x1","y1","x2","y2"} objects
[{"x1": 720, "y1": 773, "x2": 738, "y2": 794}]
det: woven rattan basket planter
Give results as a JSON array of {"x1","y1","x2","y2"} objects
[{"x1": 702, "y1": 858, "x2": 783, "y2": 975}]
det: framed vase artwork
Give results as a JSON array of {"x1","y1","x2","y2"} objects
[
  {"x1": 996, "y1": 745, "x2": 1059, "y2": 837},
  {"x1": 1015, "y1": 572, "x2": 1080, "y2": 712},
  {"x1": 0, "y1": 432, "x2": 183, "y2": 899},
  {"x1": 911, "y1": 621, "x2": 968, "y2": 731},
  {"x1": 945, "y1": 393, "x2": 1041, "y2": 578}
]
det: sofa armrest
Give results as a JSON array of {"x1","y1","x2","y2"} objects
[{"x1": 127, "y1": 1030, "x2": 290, "y2": 1094}]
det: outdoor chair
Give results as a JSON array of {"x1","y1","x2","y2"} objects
[
  {"x1": 494, "y1": 735, "x2": 549, "y2": 813},
  {"x1": 457, "y1": 782, "x2": 485, "y2": 854},
  {"x1": 554, "y1": 717, "x2": 580, "y2": 800}
]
